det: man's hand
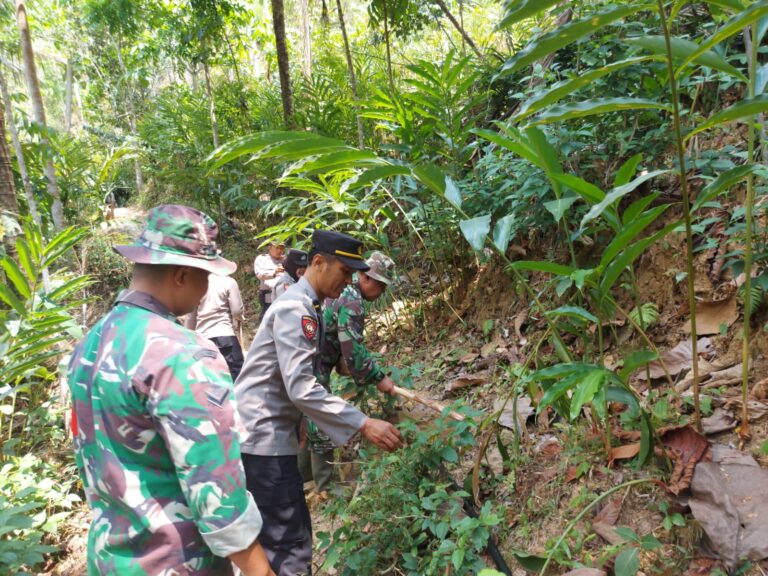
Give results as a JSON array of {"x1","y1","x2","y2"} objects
[
  {"x1": 376, "y1": 376, "x2": 396, "y2": 396},
  {"x1": 360, "y1": 418, "x2": 403, "y2": 452},
  {"x1": 229, "y1": 540, "x2": 275, "y2": 576}
]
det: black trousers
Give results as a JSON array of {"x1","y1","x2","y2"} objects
[
  {"x1": 258, "y1": 291, "x2": 271, "y2": 321},
  {"x1": 242, "y1": 454, "x2": 313, "y2": 576},
  {"x1": 210, "y1": 335, "x2": 244, "y2": 382}
]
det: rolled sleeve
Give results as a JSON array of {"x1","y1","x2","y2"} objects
[
  {"x1": 201, "y1": 491, "x2": 262, "y2": 557},
  {"x1": 148, "y1": 348, "x2": 263, "y2": 555},
  {"x1": 273, "y1": 307, "x2": 367, "y2": 446}
]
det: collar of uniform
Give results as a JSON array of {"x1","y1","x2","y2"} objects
[
  {"x1": 297, "y1": 276, "x2": 320, "y2": 306},
  {"x1": 116, "y1": 289, "x2": 180, "y2": 323}
]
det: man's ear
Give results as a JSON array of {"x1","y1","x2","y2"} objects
[{"x1": 171, "y1": 266, "x2": 189, "y2": 287}]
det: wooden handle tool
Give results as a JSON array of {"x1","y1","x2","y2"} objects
[{"x1": 392, "y1": 385, "x2": 466, "y2": 422}]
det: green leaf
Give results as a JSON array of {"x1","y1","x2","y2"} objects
[
  {"x1": 509, "y1": 260, "x2": 575, "y2": 277},
  {"x1": 509, "y1": 550, "x2": 546, "y2": 571},
  {"x1": 459, "y1": 215, "x2": 491, "y2": 251},
  {"x1": 496, "y1": 0, "x2": 562, "y2": 30},
  {"x1": 600, "y1": 205, "x2": 670, "y2": 268},
  {"x1": 474, "y1": 128, "x2": 540, "y2": 166},
  {"x1": 693, "y1": 164, "x2": 767, "y2": 211},
  {"x1": 42, "y1": 226, "x2": 90, "y2": 267},
  {"x1": 288, "y1": 150, "x2": 385, "y2": 175},
  {"x1": 622, "y1": 192, "x2": 660, "y2": 225},
  {"x1": 619, "y1": 350, "x2": 659, "y2": 381},
  {"x1": 677, "y1": 1, "x2": 768, "y2": 78},
  {"x1": 0, "y1": 257, "x2": 31, "y2": 299},
  {"x1": 545, "y1": 305, "x2": 598, "y2": 323},
  {"x1": 516, "y1": 57, "x2": 656, "y2": 121},
  {"x1": 340, "y1": 165, "x2": 413, "y2": 193},
  {"x1": 543, "y1": 195, "x2": 579, "y2": 222},
  {"x1": 704, "y1": 0, "x2": 746, "y2": 12},
  {"x1": 451, "y1": 548, "x2": 465, "y2": 571},
  {"x1": 414, "y1": 164, "x2": 462, "y2": 208},
  {"x1": 686, "y1": 94, "x2": 768, "y2": 141},
  {"x1": 526, "y1": 127, "x2": 563, "y2": 195},
  {"x1": 626, "y1": 36, "x2": 747, "y2": 82},
  {"x1": 528, "y1": 98, "x2": 671, "y2": 127},
  {"x1": 614, "y1": 547, "x2": 640, "y2": 576},
  {"x1": 570, "y1": 370, "x2": 605, "y2": 421},
  {"x1": 492, "y1": 214, "x2": 516, "y2": 253},
  {"x1": 495, "y1": 4, "x2": 652, "y2": 78},
  {"x1": 538, "y1": 374, "x2": 580, "y2": 414},
  {"x1": 581, "y1": 170, "x2": 669, "y2": 229},
  {"x1": 208, "y1": 131, "x2": 350, "y2": 169},
  {"x1": 0, "y1": 283, "x2": 25, "y2": 315},
  {"x1": 614, "y1": 153, "x2": 644, "y2": 187},
  {"x1": 549, "y1": 173, "x2": 605, "y2": 203}
]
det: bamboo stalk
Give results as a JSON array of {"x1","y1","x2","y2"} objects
[{"x1": 392, "y1": 385, "x2": 466, "y2": 422}]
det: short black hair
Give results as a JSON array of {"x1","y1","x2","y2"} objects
[{"x1": 132, "y1": 263, "x2": 174, "y2": 280}]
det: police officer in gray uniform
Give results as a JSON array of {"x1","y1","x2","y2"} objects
[{"x1": 235, "y1": 230, "x2": 403, "y2": 576}]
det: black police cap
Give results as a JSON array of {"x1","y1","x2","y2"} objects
[
  {"x1": 310, "y1": 230, "x2": 370, "y2": 271},
  {"x1": 285, "y1": 249, "x2": 309, "y2": 268}
]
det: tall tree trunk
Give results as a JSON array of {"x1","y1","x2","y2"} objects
[
  {"x1": 203, "y1": 59, "x2": 220, "y2": 149},
  {"x1": 15, "y1": 0, "x2": 64, "y2": 230},
  {"x1": 432, "y1": 0, "x2": 482, "y2": 59},
  {"x1": 335, "y1": 0, "x2": 365, "y2": 148},
  {"x1": 0, "y1": 67, "x2": 42, "y2": 227},
  {"x1": 0, "y1": 98, "x2": 19, "y2": 255},
  {"x1": 300, "y1": 0, "x2": 312, "y2": 79},
  {"x1": 115, "y1": 39, "x2": 144, "y2": 195},
  {"x1": 270, "y1": 0, "x2": 295, "y2": 127},
  {"x1": 320, "y1": 0, "x2": 329, "y2": 25},
  {"x1": 382, "y1": 0, "x2": 394, "y2": 93},
  {"x1": 64, "y1": 58, "x2": 73, "y2": 132}
]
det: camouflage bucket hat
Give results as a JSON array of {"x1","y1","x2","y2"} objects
[
  {"x1": 113, "y1": 204, "x2": 236, "y2": 275},
  {"x1": 365, "y1": 251, "x2": 395, "y2": 286}
]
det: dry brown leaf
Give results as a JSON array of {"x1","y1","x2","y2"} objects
[
  {"x1": 493, "y1": 396, "x2": 534, "y2": 434},
  {"x1": 514, "y1": 310, "x2": 528, "y2": 346},
  {"x1": 683, "y1": 296, "x2": 738, "y2": 335},
  {"x1": 753, "y1": 377, "x2": 768, "y2": 401},
  {"x1": 562, "y1": 569, "x2": 606, "y2": 576},
  {"x1": 538, "y1": 440, "x2": 562, "y2": 458},
  {"x1": 564, "y1": 466, "x2": 580, "y2": 483},
  {"x1": 594, "y1": 498, "x2": 622, "y2": 526},
  {"x1": 444, "y1": 374, "x2": 487, "y2": 395},
  {"x1": 592, "y1": 522, "x2": 625, "y2": 545},
  {"x1": 661, "y1": 424, "x2": 711, "y2": 495},
  {"x1": 723, "y1": 397, "x2": 768, "y2": 422},
  {"x1": 638, "y1": 337, "x2": 713, "y2": 380},
  {"x1": 459, "y1": 352, "x2": 479, "y2": 364},
  {"x1": 701, "y1": 407, "x2": 736, "y2": 435},
  {"x1": 610, "y1": 443, "x2": 640, "y2": 462}
]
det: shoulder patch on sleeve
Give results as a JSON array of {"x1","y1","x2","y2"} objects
[
  {"x1": 194, "y1": 348, "x2": 219, "y2": 361},
  {"x1": 206, "y1": 385, "x2": 230, "y2": 408},
  {"x1": 301, "y1": 315, "x2": 318, "y2": 340}
]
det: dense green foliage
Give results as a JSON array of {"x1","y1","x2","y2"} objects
[{"x1": 1, "y1": 0, "x2": 767, "y2": 573}]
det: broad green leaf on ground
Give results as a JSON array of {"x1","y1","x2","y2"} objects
[
  {"x1": 685, "y1": 94, "x2": 768, "y2": 141},
  {"x1": 693, "y1": 164, "x2": 768, "y2": 211},
  {"x1": 545, "y1": 305, "x2": 599, "y2": 323},
  {"x1": 496, "y1": 0, "x2": 562, "y2": 30},
  {"x1": 543, "y1": 196, "x2": 579, "y2": 222},
  {"x1": 495, "y1": 4, "x2": 651, "y2": 78},
  {"x1": 527, "y1": 98, "x2": 671, "y2": 127},
  {"x1": 677, "y1": 1, "x2": 768, "y2": 76},
  {"x1": 459, "y1": 214, "x2": 491, "y2": 251},
  {"x1": 614, "y1": 547, "x2": 640, "y2": 576},
  {"x1": 492, "y1": 214, "x2": 516, "y2": 253},
  {"x1": 570, "y1": 369, "x2": 605, "y2": 421},
  {"x1": 515, "y1": 57, "x2": 655, "y2": 121},
  {"x1": 510, "y1": 260, "x2": 575, "y2": 277},
  {"x1": 626, "y1": 36, "x2": 747, "y2": 82}
]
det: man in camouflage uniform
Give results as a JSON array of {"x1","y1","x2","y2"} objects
[
  {"x1": 235, "y1": 231, "x2": 403, "y2": 576},
  {"x1": 303, "y1": 251, "x2": 397, "y2": 492},
  {"x1": 67, "y1": 205, "x2": 274, "y2": 576}
]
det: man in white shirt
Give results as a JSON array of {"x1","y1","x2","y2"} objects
[
  {"x1": 253, "y1": 241, "x2": 285, "y2": 320},
  {"x1": 186, "y1": 273, "x2": 245, "y2": 381}
]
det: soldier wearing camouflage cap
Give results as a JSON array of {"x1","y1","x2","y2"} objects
[
  {"x1": 235, "y1": 231, "x2": 403, "y2": 576},
  {"x1": 304, "y1": 251, "x2": 397, "y2": 492},
  {"x1": 67, "y1": 205, "x2": 274, "y2": 576}
]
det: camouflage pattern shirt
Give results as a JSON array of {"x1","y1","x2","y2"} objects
[
  {"x1": 68, "y1": 290, "x2": 262, "y2": 576},
  {"x1": 317, "y1": 280, "x2": 385, "y2": 388}
]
